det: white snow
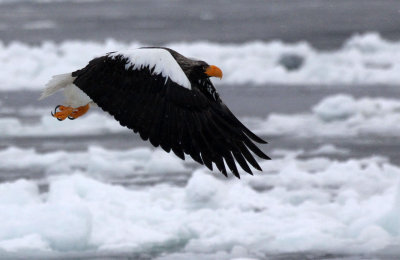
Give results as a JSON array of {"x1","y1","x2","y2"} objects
[
  {"x1": 109, "y1": 48, "x2": 192, "y2": 89},
  {"x1": 0, "y1": 146, "x2": 187, "y2": 179},
  {"x1": 307, "y1": 144, "x2": 350, "y2": 156},
  {"x1": 253, "y1": 94, "x2": 400, "y2": 137},
  {"x1": 312, "y1": 94, "x2": 356, "y2": 122},
  {"x1": 1, "y1": 33, "x2": 400, "y2": 90},
  {"x1": 3, "y1": 93, "x2": 400, "y2": 139},
  {"x1": 0, "y1": 153, "x2": 399, "y2": 257},
  {"x1": 0, "y1": 112, "x2": 125, "y2": 137}
]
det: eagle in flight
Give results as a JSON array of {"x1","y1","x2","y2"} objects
[{"x1": 40, "y1": 47, "x2": 270, "y2": 178}]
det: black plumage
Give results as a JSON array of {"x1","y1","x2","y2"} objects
[{"x1": 72, "y1": 47, "x2": 270, "y2": 178}]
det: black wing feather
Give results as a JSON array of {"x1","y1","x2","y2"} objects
[{"x1": 72, "y1": 54, "x2": 269, "y2": 178}]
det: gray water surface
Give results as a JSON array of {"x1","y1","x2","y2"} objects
[{"x1": 1, "y1": 0, "x2": 400, "y2": 49}]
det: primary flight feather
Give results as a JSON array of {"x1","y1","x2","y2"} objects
[{"x1": 40, "y1": 47, "x2": 270, "y2": 178}]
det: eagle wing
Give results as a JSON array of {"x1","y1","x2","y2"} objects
[{"x1": 72, "y1": 53, "x2": 270, "y2": 178}]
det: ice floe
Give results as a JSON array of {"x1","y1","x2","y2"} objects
[
  {"x1": 1, "y1": 33, "x2": 400, "y2": 90},
  {"x1": 307, "y1": 144, "x2": 350, "y2": 156},
  {"x1": 1, "y1": 94, "x2": 400, "y2": 139},
  {"x1": 0, "y1": 112, "x2": 125, "y2": 137},
  {"x1": 0, "y1": 153, "x2": 399, "y2": 257},
  {"x1": 253, "y1": 94, "x2": 400, "y2": 137},
  {"x1": 0, "y1": 146, "x2": 188, "y2": 180}
]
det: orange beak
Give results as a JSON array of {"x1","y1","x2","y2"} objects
[{"x1": 205, "y1": 65, "x2": 223, "y2": 79}]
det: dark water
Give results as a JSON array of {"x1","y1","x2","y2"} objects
[{"x1": 1, "y1": 0, "x2": 400, "y2": 49}]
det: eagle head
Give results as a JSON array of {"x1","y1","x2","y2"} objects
[{"x1": 189, "y1": 61, "x2": 223, "y2": 80}]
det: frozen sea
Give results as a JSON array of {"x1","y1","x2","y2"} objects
[{"x1": 1, "y1": 0, "x2": 400, "y2": 259}]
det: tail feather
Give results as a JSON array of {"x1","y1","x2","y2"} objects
[{"x1": 39, "y1": 73, "x2": 74, "y2": 100}]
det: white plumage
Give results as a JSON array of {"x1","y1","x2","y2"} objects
[
  {"x1": 39, "y1": 73, "x2": 74, "y2": 100},
  {"x1": 39, "y1": 73, "x2": 93, "y2": 108},
  {"x1": 109, "y1": 48, "x2": 192, "y2": 89},
  {"x1": 63, "y1": 84, "x2": 93, "y2": 108}
]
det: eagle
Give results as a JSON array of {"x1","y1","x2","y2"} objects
[{"x1": 40, "y1": 47, "x2": 270, "y2": 178}]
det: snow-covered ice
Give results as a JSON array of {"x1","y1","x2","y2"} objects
[
  {"x1": 252, "y1": 94, "x2": 400, "y2": 137},
  {"x1": 2, "y1": 93, "x2": 400, "y2": 139},
  {"x1": 0, "y1": 112, "x2": 125, "y2": 137},
  {"x1": 0, "y1": 152, "x2": 399, "y2": 258},
  {"x1": 0, "y1": 146, "x2": 188, "y2": 180},
  {"x1": 1, "y1": 33, "x2": 400, "y2": 90},
  {"x1": 307, "y1": 144, "x2": 350, "y2": 156}
]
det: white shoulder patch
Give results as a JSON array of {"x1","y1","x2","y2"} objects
[{"x1": 109, "y1": 48, "x2": 191, "y2": 89}]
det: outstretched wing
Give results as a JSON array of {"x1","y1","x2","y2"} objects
[{"x1": 72, "y1": 51, "x2": 270, "y2": 178}]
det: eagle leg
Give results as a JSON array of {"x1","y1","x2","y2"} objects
[
  {"x1": 51, "y1": 105, "x2": 74, "y2": 121},
  {"x1": 68, "y1": 104, "x2": 90, "y2": 120}
]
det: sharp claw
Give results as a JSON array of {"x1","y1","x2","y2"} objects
[
  {"x1": 50, "y1": 105, "x2": 84, "y2": 121},
  {"x1": 54, "y1": 105, "x2": 60, "y2": 114},
  {"x1": 52, "y1": 105, "x2": 61, "y2": 117}
]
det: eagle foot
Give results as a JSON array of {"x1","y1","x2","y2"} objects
[
  {"x1": 51, "y1": 104, "x2": 90, "y2": 121},
  {"x1": 51, "y1": 105, "x2": 74, "y2": 121},
  {"x1": 68, "y1": 104, "x2": 90, "y2": 120}
]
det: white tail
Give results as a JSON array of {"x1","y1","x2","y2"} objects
[{"x1": 39, "y1": 73, "x2": 75, "y2": 100}]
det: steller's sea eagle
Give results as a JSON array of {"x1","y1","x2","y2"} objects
[{"x1": 40, "y1": 47, "x2": 270, "y2": 178}]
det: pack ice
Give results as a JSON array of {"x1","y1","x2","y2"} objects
[
  {"x1": 0, "y1": 146, "x2": 400, "y2": 259},
  {"x1": 1, "y1": 32, "x2": 400, "y2": 89}
]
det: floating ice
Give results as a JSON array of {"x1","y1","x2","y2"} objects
[
  {"x1": 254, "y1": 94, "x2": 400, "y2": 137},
  {"x1": 307, "y1": 144, "x2": 350, "y2": 156},
  {"x1": 2, "y1": 94, "x2": 400, "y2": 139},
  {"x1": 0, "y1": 112, "x2": 125, "y2": 137},
  {"x1": 0, "y1": 146, "x2": 188, "y2": 180},
  {"x1": 0, "y1": 153, "x2": 399, "y2": 257},
  {"x1": 312, "y1": 94, "x2": 356, "y2": 122},
  {"x1": 1, "y1": 33, "x2": 400, "y2": 90}
]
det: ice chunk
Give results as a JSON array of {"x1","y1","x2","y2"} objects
[
  {"x1": 312, "y1": 94, "x2": 356, "y2": 122},
  {"x1": 255, "y1": 94, "x2": 400, "y2": 137},
  {"x1": 0, "y1": 146, "x2": 188, "y2": 179},
  {"x1": 0, "y1": 234, "x2": 49, "y2": 252},
  {"x1": 307, "y1": 144, "x2": 350, "y2": 156},
  {"x1": 185, "y1": 171, "x2": 223, "y2": 209},
  {"x1": 1, "y1": 33, "x2": 400, "y2": 90},
  {"x1": 0, "y1": 153, "x2": 400, "y2": 256}
]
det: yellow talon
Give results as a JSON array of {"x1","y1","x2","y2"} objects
[
  {"x1": 68, "y1": 104, "x2": 90, "y2": 120},
  {"x1": 52, "y1": 106, "x2": 74, "y2": 121},
  {"x1": 52, "y1": 104, "x2": 90, "y2": 121}
]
